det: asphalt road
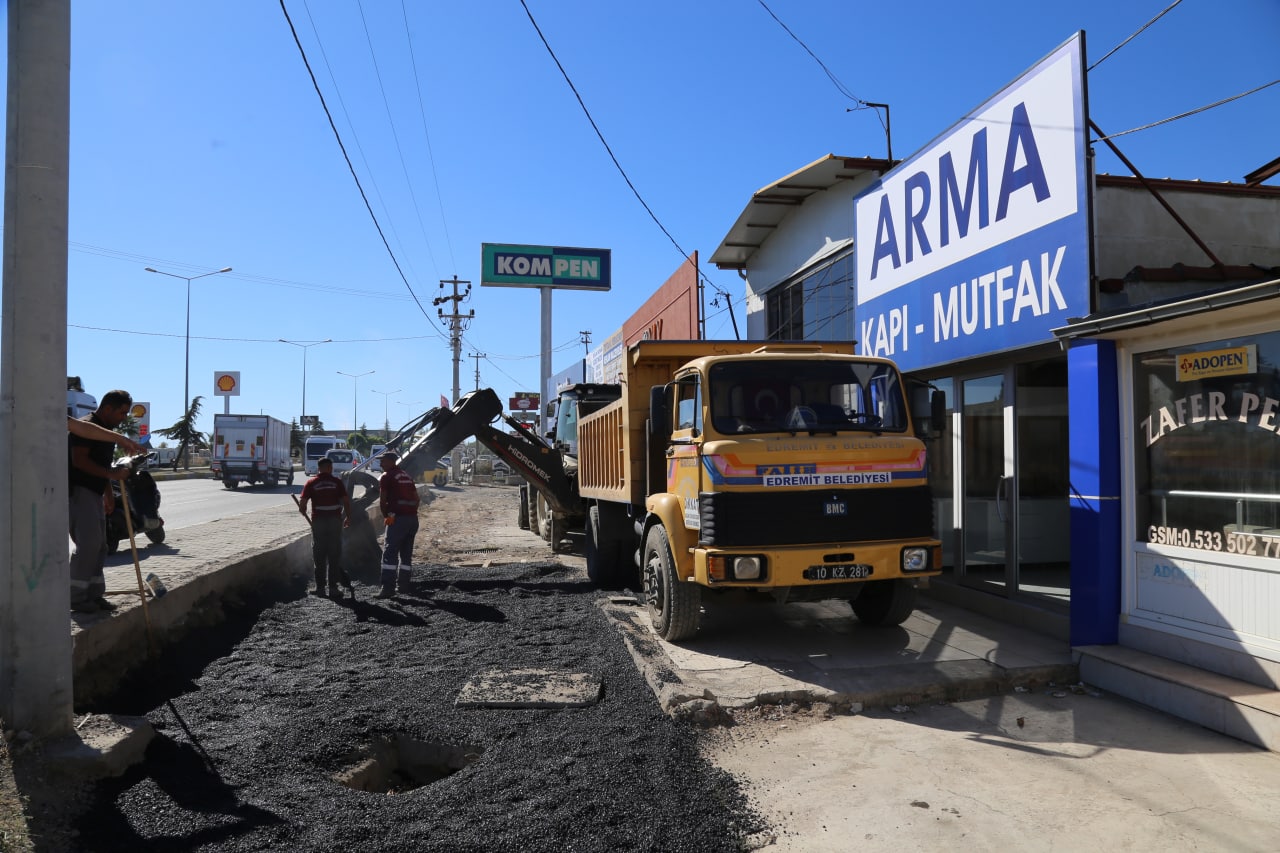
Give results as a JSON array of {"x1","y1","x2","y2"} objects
[{"x1": 153, "y1": 478, "x2": 300, "y2": 531}]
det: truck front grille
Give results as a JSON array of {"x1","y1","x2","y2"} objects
[{"x1": 699, "y1": 486, "x2": 934, "y2": 547}]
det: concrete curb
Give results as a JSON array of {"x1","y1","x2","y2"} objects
[{"x1": 597, "y1": 596, "x2": 1078, "y2": 724}]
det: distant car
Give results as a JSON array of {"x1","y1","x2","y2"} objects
[
  {"x1": 324, "y1": 448, "x2": 358, "y2": 475},
  {"x1": 369, "y1": 444, "x2": 387, "y2": 472},
  {"x1": 492, "y1": 459, "x2": 512, "y2": 477}
]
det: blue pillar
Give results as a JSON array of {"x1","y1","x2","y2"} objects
[{"x1": 1068, "y1": 339, "x2": 1122, "y2": 645}]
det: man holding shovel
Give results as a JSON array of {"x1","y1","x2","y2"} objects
[{"x1": 297, "y1": 456, "x2": 354, "y2": 598}]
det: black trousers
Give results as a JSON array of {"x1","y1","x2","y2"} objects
[{"x1": 312, "y1": 516, "x2": 345, "y2": 588}]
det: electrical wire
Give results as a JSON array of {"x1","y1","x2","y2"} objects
[
  {"x1": 355, "y1": 0, "x2": 440, "y2": 282},
  {"x1": 279, "y1": 0, "x2": 445, "y2": 344},
  {"x1": 517, "y1": 0, "x2": 739, "y2": 326},
  {"x1": 1088, "y1": 0, "x2": 1184, "y2": 72},
  {"x1": 68, "y1": 324, "x2": 441, "y2": 344},
  {"x1": 1092, "y1": 79, "x2": 1279, "y2": 141},
  {"x1": 400, "y1": 0, "x2": 458, "y2": 276}
]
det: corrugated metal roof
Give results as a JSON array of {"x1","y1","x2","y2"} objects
[
  {"x1": 709, "y1": 155, "x2": 891, "y2": 270},
  {"x1": 1052, "y1": 276, "x2": 1280, "y2": 340}
]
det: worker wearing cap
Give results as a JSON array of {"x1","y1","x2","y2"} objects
[
  {"x1": 377, "y1": 449, "x2": 421, "y2": 598},
  {"x1": 298, "y1": 456, "x2": 353, "y2": 597}
]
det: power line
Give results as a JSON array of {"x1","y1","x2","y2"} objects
[
  {"x1": 400, "y1": 0, "x2": 457, "y2": 276},
  {"x1": 1092, "y1": 79, "x2": 1279, "y2": 141},
  {"x1": 517, "y1": 0, "x2": 739, "y2": 334},
  {"x1": 1088, "y1": 0, "x2": 1185, "y2": 72},
  {"x1": 279, "y1": 0, "x2": 443, "y2": 342},
  {"x1": 355, "y1": 0, "x2": 440, "y2": 282}
]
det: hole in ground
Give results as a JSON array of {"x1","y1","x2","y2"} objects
[{"x1": 333, "y1": 734, "x2": 483, "y2": 794}]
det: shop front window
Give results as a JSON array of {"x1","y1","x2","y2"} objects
[{"x1": 1133, "y1": 331, "x2": 1280, "y2": 557}]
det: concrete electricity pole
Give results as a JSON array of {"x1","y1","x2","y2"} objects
[
  {"x1": 1, "y1": 0, "x2": 74, "y2": 737},
  {"x1": 469, "y1": 352, "x2": 485, "y2": 391},
  {"x1": 433, "y1": 277, "x2": 472, "y2": 406}
]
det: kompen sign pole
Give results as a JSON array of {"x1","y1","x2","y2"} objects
[{"x1": 481, "y1": 243, "x2": 612, "y2": 413}]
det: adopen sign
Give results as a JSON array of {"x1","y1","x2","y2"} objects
[
  {"x1": 213, "y1": 371, "x2": 241, "y2": 396},
  {"x1": 853, "y1": 33, "x2": 1089, "y2": 373},
  {"x1": 481, "y1": 244, "x2": 611, "y2": 291}
]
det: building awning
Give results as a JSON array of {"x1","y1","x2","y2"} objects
[
  {"x1": 709, "y1": 155, "x2": 891, "y2": 271},
  {"x1": 1052, "y1": 276, "x2": 1280, "y2": 341}
]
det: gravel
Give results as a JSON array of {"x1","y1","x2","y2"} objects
[{"x1": 58, "y1": 487, "x2": 766, "y2": 852}]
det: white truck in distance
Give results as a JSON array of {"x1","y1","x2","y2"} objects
[{"x1": 211, "y1": 413, "x2": 294, "y2": 489}]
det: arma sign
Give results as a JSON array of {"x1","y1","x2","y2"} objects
[
  {"x1": 853, "y1": 33, "x2": 1088, "y2": 372},
  {"x1": 481, "y1": 243, "x2": 611, "y2": 291}
]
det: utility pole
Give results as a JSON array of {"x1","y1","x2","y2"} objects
[
  {"x1": 2, "y1": 0, "x2": 74, "y2": 738},
  {"x1": 433, "y1": 277, "x2": 472, "y2": 406},
  {"x1": 469, "y1": 352, "x2": 485, "y2": 391},
  {"x1": 578, "y1": 330, "x2": 591, "y2": 382}
]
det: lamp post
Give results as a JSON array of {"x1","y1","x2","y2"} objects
[
  {"x1": 145, "y1": 265, "x2": 233, "y2": 470},
  {"x1": 337, "y1": 370, "x2": 374, "y2": 431},
  {"x1": 279, "y1": 339, "x2": 332, "y2": 433},
  {"x1": 371, "y1": 388, "x2": 400, "y2": 436}
]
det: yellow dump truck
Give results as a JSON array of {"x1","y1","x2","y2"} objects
[{"x1": 575, "y1": 340, "x2": 943, "y2": 640}]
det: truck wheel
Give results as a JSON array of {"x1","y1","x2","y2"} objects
[
  {"x1": 849, "y1": 579, "x2": 917, "y2": 626},
  {"x1": 287, "y1": 470, "x2": 295, "y2": 486},
  {"x1": 536, "y1": 494, "x2": 554, "y2": 544},
  {"x1": 642, "y1": 525, "x2": 700, "y2": 641},
  {"x1": 586, "y1": 505, "x2": 625, "y2": 589},
  {"x1": 517, "y1": 487, "x2": 530, "y2": 530},
  {"x1": 225, "y1": 479, "x2": 239, "y2": 490}
]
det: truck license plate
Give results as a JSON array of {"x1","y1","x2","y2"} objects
[{"x1": 804, "y1": 564, "x2": 872, "y2": 580}]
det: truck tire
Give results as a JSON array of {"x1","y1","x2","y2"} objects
[
  {"x1": 585, "y1": 505, "x2": 628, "y2": 589},
  {"x1": 287, "y1": 470, "x2": 295, "y2": 486},
  {"x1": 223, "y1": 479, "x2": 239, "y2": 490},
  {"x1": 849, "y1": 579, "x2": 917, "y2": 626},
  {"x1": 642, "y1": 525, "x2": 700, "y2": 641},
  {"x1": 517, "y1": 487, "x2": 530, "y2": 530}
]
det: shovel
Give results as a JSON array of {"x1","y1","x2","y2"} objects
[{"x1": 293, "y1": 494, "x2": 356, "y2": 600}]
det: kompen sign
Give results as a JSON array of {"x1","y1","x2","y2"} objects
[{"x1": 481, "y1": 244, "x2": 611, "y2": 291}]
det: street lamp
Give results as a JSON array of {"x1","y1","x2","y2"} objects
[
  {"x1": 145, "y1": 264, "x2": 233, "y2": 470},
  {"x1": 371, "y1": 388, "x2": 400, "y2": 435},
  {"x1": 337, "y1": 369, "x2": 374, "y2": 431},
  {"x1": 279, "y1": 339, "x2": 333, "y2": 432}
]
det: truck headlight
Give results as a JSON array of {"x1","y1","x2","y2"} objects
[
  {"x1": 733, "y1": 556, "x2": 762, "y2": 580},
  {"x1": 902, "y1": 548, "x2": 930, "y2": 572}
]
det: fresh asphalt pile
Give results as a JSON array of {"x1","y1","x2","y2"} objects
[{"x1": 64, "y1": 525, "x2": 765, "y2": 851}]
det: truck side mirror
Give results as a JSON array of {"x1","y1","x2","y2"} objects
[
  {"x1": 649, "y1": 385, "x2": 670, "y2": 442},
  {"x1": 929, "y1": 390, "x2": 946, "y2": 438}
]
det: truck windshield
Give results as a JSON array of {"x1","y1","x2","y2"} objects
[{"x1": 709, "y1": 359, "x2": 909, "y2": 435}]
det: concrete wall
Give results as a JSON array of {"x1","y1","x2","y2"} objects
[{"x1": 740, "y1": 173, "x2": 879, "y2": 339}]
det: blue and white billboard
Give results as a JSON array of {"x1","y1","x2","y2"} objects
[{"x1": 854, "y1": 33, "x2": 1088, "y2": 372}]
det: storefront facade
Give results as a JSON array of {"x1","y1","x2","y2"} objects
[{"x1": 712, "y1": 29, "x2": 1280, "y2": 688}]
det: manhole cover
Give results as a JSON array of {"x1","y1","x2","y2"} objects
[
  {"x1": 456, "y1": 668, "x2": 602, "y2": 709},
  {"x1": 333, "y1": 734, "x2": 482, "y2": 794}
]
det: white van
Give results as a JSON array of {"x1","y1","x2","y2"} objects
[
  {"x1": 369, "y1": 444, "x2": 387, "y2": 472},
  {"x1": 324, "y1": 448, "x2": 358, "y2": 475},
  {"x1": 304, "y1": 435, "x2": 347, "y2": 475}
]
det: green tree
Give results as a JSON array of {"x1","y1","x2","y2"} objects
[
  {"x1": 155, "y1": 395, "x2": 208, "y2": 470},
  {"x1": 347, "y1": 432, "x2": 370, "y2": 455},
  {"x1": 290, "y1": 419, "x2": 303, "y2": 458}
]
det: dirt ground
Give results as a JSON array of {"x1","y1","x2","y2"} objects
[{"x1": 3, "y1": 484, "x2": 766, "y2": 853}]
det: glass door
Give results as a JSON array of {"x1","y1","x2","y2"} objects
[{"x1": 961, "y1": 374, "x2": 1012, "y2": 593}]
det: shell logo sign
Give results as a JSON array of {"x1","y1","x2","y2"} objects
[
  {"x1": 214, "y1": 370, "x2": 241, "y2": 396},
  {"x1": 130, "y1": 402, "x2": 151, "y2": 438}
]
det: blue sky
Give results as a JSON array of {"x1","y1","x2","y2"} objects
[{"x1": 4, "y1": 0, "x2": 1277, "y2": 440}]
